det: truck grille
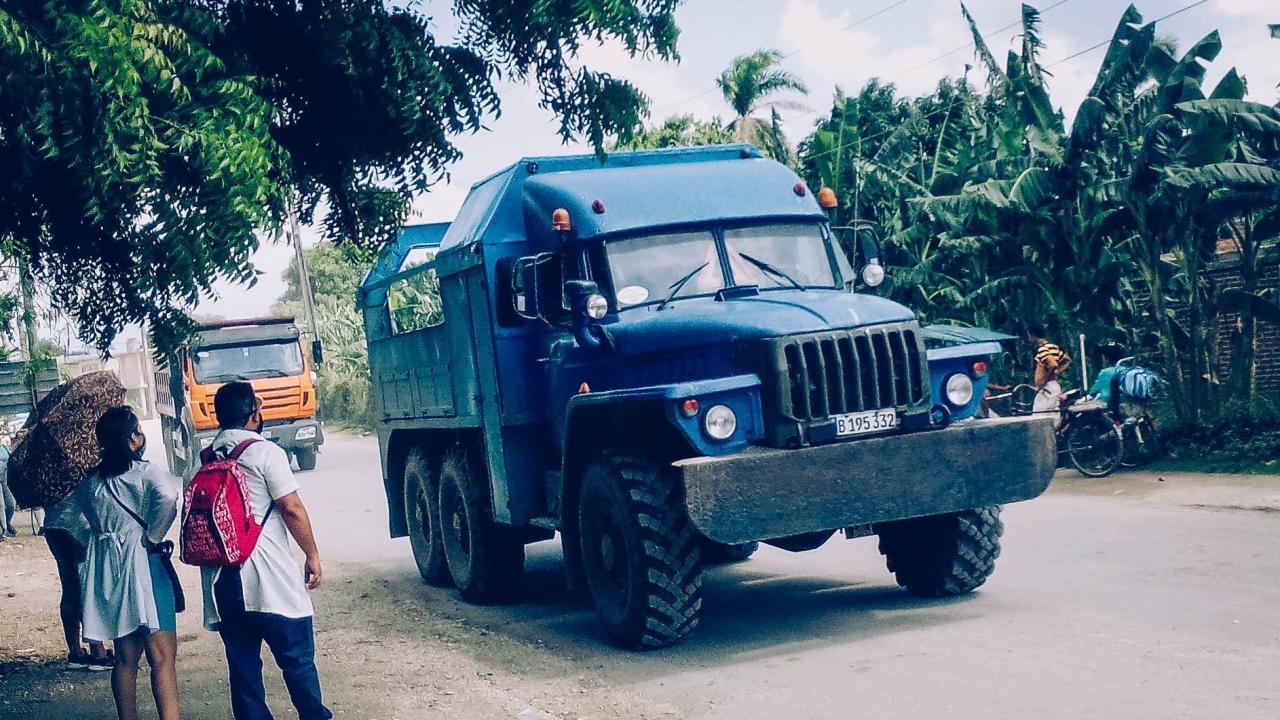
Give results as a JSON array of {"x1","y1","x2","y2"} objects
[{"x1": 751, "y1": 323, "x2": 931, "y2": 446}]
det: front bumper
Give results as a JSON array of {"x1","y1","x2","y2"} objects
[
  {"x1": 193, "y1": 418, "x2": 324, "y2": 452},
  {"x1": 674, "y1": 415, "x2": 1055, "y2": 544}
]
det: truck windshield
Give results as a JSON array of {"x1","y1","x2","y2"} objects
[
  {"x1": 608, "y1": 231, "x2": 726, "y2": 307},
  {"x1": 192, "y1": 341, "x2": 304, "y2": 384},
  {"x1": 723, "y1": 224, "x2": 837, "y2": 289},
  {"x1": 607, "y1": 223, "x2": 837, "y2": 308}
]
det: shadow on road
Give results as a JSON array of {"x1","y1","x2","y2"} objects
[{"x1": 333, "y1": 538, "x2": 983, "y2": 681}]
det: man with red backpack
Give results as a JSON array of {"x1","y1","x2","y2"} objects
[{"x1": 191, "y1": 381, "x2": 330, "y2": 720}]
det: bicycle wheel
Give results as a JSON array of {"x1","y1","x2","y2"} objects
[{"x1": 1066, "y1": 415, "x2": 1122, "y2": 478}]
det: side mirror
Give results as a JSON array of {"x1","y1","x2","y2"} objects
[
  {"x1": 511, "y1": 256, "x2": 541, "y2": 320},
  {"x1": 564, "y1": 280, "x2": 608, "y2": 350},
  {"x1": 311, "y1": 340, "x2": 324, "y2": 366}
]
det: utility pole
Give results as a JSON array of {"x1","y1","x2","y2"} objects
[
  {"x1": 288, "y1": 203, "x2": 320, "y2": 344},
  {"x1": 17, "y1": 256, "x2": 38, "y2": 360}
]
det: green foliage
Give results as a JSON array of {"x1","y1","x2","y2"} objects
[
  {"x1": 388, "y1": 270, "x2": 443, "y2": 335},
  {"x1": 614, "y1": 115, "x2": 735, "y2": 150},
  {"x1": 1157, "y1": 403, "x2": 1280, "y2": 474},
  {"x1": 797, "y1": 2, "x2": 1280, "y2": 427},
  {"x1": 715, "y1": 49, "x2": 807, "y2": 162},
  {"x1": 1, "y1": 0, "x2": 680, "y2": 354}
]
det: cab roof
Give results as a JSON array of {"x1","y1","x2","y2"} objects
[{"x1": 439, "y1": 144, "x2": 827, "y2": 252}]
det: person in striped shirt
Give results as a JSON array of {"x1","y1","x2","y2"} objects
[{"x1": 1026, "y1": 323, "x2": 1072, "y2": 419}]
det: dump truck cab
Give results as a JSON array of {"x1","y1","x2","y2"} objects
[
  {"x1": 157, "y1": 317, "x2": 324, "y2": 476},
  {"x1": 361, "y1": 145, "x2": 1054, "y2": 648}
]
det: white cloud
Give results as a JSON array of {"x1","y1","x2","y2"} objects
[{"x1": 1214, "y1": 0, "x2": 1273, "y2": 18}]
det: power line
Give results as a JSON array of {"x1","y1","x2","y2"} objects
[
  {"x1": 800, "y1": 0, "x2": 1211, "y2": 166},
  {"x1": 651, "y1": 0, "x2": 912, "y2": 116},
  {"x1": 1045, "y1": 0, "x2": 1210, "y2": 68},
  {"x1": 790, "y1": 0, "x2": 1075, "y2": 126},
  {"x1": 894, "y1": 0, "x2": 1074, "y2": 79}
]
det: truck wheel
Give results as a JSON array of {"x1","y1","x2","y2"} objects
[
  {"x1": 437, "y1": 444, "x2": 523, "y2": 603},
  {"x1": 295, "y1": 447, "x2": 318, "y2": 472},
  {"x1": 876, "y1": 506, "x2": 1003, "y2": 597},
  {"x1": 700, "y1": 539, "x2": 758, "y2": 564},
  {"x1": 578, "y1": 451, "x2": 703, "y2": 649},
  {"x1": 404, "y1": 448, "x2": 451, "y2": 587}
]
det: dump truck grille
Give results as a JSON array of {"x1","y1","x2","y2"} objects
[{"x1": 752, "y1": 323, "x2": 931, "y2": 446}]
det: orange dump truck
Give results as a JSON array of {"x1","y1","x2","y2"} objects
[{"x1": 156, "y1": 317, "x2": 324, "y2": 475}]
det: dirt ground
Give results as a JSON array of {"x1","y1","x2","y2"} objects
[{"x1": 2, "y1": 427, "x2": 1277, "y2": 719}]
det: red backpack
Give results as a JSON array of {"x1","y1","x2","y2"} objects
[{"x1": 180, "y1": 439, "x2": 272, "y2": 567}]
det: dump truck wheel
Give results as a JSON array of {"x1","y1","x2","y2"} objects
[
  {"x1": 295, "y1": 447, "x2": 318, "y2": 471},
  {"x1": 578, "y1": 451, "x2": 703, "y2": 649},
  {"x1": 437, "y1": 444, "x2": 523, "y2": 603},
  {"x1": 404, "y1": 447, "x2": 451, "y2": 587},
  {"x1": 700, "y1": 539, "x2": 758, "y2": 564},
  {"x1": 876, "y1": 506, "x2": 1003, "y2": 597}
]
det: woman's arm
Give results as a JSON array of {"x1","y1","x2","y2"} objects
[{"x1": 141, "y1": 464, "x2": 180, "y2": 545}]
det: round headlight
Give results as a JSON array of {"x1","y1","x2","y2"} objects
[
  {"x1": 862, "y1": 261, "x2": 885, "y2": 288},
  {"x1": 585, "y1": 293, "x2": 608, "y2": 319},
  {"x1": 944, "y1": 373, "x2": 974, "y2": 407},
  {"x1": 703, "y1": 404, "x2": 737, "y2": 441}
]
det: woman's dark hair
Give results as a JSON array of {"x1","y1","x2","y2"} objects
[{"x1": 96, "y1": 405, "x2": 140, "y2": 478}]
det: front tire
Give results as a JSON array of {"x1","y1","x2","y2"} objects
[
  {"x1": 876, "y1": 507, "x2": 1003, "y2": 597},
  {"x1": 579, "y1": 451, "x2": 703, "y2": 649},
  {"x1": 404, "y1": 447, "x2": 451, "y2": 587},
  {"x1": 295, "y1": 447, "x2": 318, "y2": 471},
  {"x1": 437, "y1": 444, "x2": 524, "y2": 603}
]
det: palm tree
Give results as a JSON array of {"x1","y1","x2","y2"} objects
[{"x1": 716, "y1": 49, "x2": 808, "y2": 161}]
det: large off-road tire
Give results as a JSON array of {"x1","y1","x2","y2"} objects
[
  {"x1": 876, "y1": 506, "x2": 1003, "y2": 597},
  {"x1": 700, "y1": 538, "x2": 759, "y2": 564},
  {"x1": 437, "y1": 444, "x2": 524, "y2": 603},
  {"x1": 578, "y1": 451, "x2": 703, "y2": 649},
  {"x1": 295, "y1": 447, "x2": 318, "y2": 471},
  {"x1": 404, "y1": 447, "x2": 451, "y2": 587}
]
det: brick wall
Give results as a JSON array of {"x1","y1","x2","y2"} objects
[{"x1": 1203, "y1": 247, "x2": 1280, "y2": 399}]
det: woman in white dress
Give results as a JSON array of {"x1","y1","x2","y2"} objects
[{"x1": 69, "y1": 406, "x2": 181, "y2": 720}]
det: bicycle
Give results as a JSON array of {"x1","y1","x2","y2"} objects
[{"x1": 987, "y1": 384, "x2": 1123, "y2": 478}]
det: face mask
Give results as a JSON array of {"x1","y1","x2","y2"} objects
[{"x1": 133, "y1": 435, "x2": 147, "y2": 461}]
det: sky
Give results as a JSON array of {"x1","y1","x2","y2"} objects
[{"x1": 188, "y1": 0, "x2": 1278, "y2": 326}]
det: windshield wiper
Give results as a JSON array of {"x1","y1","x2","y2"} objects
[
  {"x1": 658, "y1": 262, "x2": 709, "y2": 311},
  {"x1": 738, "y1": 252, "x2": 804, "y2": 290}
]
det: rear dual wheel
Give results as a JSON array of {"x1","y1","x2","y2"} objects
[{"x1": 437, "y1": 444, "x2": 524, "y2": 603}]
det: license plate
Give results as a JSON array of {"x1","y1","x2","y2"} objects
[{"x1": 833, "y1": 409, "x2": 898, "y2": 437}]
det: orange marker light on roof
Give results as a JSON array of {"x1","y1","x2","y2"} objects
[
  {"x1": 592, "y1": 199, "x2": 606, "y2": 214},
  {"x1": 552, "y1": 208, "x2": 572, "y2": 232},
  {"x1": 578, "y1": 381, "x2": 591, "y2": 394},
  {"x1": 793, "y1": 182, "x2": 807, "y2": 197},
  {"x1": 818, "y1": 187, "x2": 838, "y2": 209}
]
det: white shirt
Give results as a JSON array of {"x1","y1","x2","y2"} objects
[
  {"x1": 71, "y1": 461, "x2": 179, "y2": 642},
  {"x1": 198, "y1": 429, "x2": 313, "y2": 629}
]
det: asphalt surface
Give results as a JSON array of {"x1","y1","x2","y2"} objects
[{"x1": 2, "y1": 426, "x2": 1277, "y2": 719}]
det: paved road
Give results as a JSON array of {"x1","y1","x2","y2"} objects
[
  {"x1": 3, "y1": 428, "x2": 1277, "y2": 719},
  {"x1": 307, "y1": 431, "x2": 1279, "y2": 720}
]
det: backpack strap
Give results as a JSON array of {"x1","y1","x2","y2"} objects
[
  {"x1": 216, "y1": 438, "x2": 275, "y2": 525},
  {"x1": 103, "y1": 475, "x2": 149, "y2": 537},
  {"x1": 226, "y1": 438, "x2": 260, "y2": 461}
]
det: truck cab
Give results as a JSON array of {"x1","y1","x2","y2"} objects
[
  {"x1": 157, "y1": 317, "x2": 324, "y2": 476},
  {"x1": 360, "y1": 145, "x2": 1054, "y2": 648}
]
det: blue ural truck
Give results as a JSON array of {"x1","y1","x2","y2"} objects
[{"x1": 359, "y1": 145, "x2": 1055, "y2": 649}]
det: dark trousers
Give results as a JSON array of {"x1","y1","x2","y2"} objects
[
  {"x1": 214, "y1": 567, "x2": 332, "y2": 720},
  {"x1": 44, "y1": 529, "x2": 85, "y2": 647}
]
